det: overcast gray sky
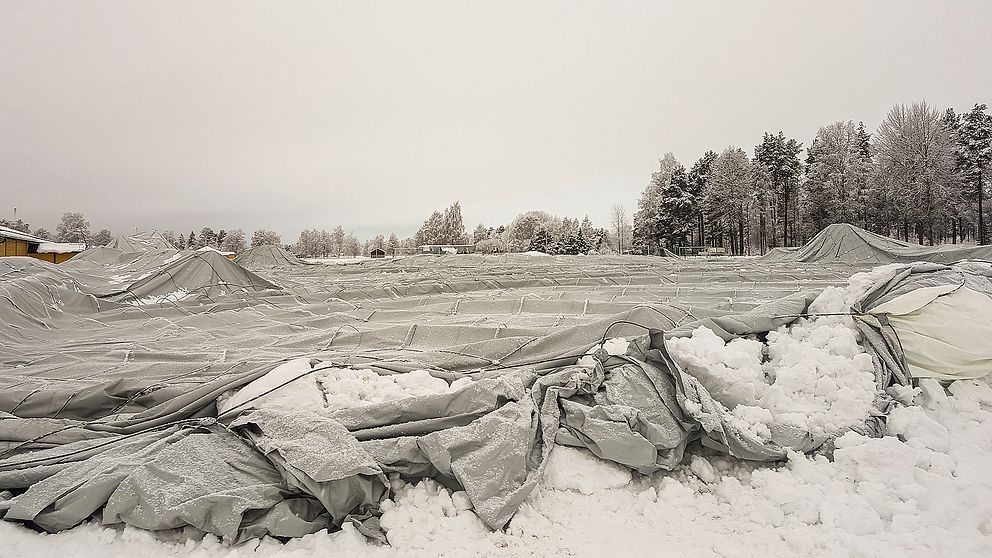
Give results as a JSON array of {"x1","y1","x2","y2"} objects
[{"x1": 2, "y1": 1, "x2": 990, "y2": 241}]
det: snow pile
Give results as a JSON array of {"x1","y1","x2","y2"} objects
[
  {"x1": 667, "y1": 273, "x2": 884, "y2": 440},
  {"x1": 378, "y1": 476, "x2": 488, "y2": 552},
  {"x1": 316, "y1": 369, "x2": 472, "y2": 412},
  {"x1": 541, "y1": 445, "x2": 632, "y2": 494}
]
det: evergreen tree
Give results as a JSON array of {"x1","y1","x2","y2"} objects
[
  {"x1": 387, "y1": 233, "x2": 399, "y2": 255},
  {"x1": 958, "y1": 104, "x2": 992, "y2": 244},
  {"x1": 633, "y1": 153, "x2": 679, "y2": 254},
  {"x1": 688, "y1": 150, "x2": 717, "y2": 245},
  {"x1": 187, "y1": 231, "x2": 197, "y2": 248},
  {"x1": 528, "y1": 227, "x2": 553, "y2": 252},
  {"x1": 754, "y1": 132, "x2": 803, "y2": 246}
]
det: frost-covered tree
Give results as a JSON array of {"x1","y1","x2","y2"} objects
[
  {"x1": 178, "y1": 233, "x2": 185, "y2": 248},
  {"x1": 221, "y1": 229, "x2": 246, "y2": 253},
  {"x1": 527, "y1": 227, "x2": 553, "y2": 253},
  {"x1": 958, "y1": 104, "x2": 992, "y2": 244},
  {"x1": 32, "y1": 227, "x2": 51, "y2": 240},
  {"x1": 56, "y1": 212, "x2": 90, "y2": 243},
  {"x1": 610, "y1": 205, "x2": 629, "y2": 253},
  {"x1": 507, "y1": 210, "x2": 555, "y2": 252},
  {"x1": 0, "y1": 219, "x2": 31, "y2": 233},
  {"x1": 688, "y1": 150, "x2": 717, "y2": 244},
  {"x1": 472, "y1": 223, "x2": 488, "y2": 244},
  {"x1": 441, "y1": 201, "x2": 467, "y2": 244},
  {"x1": 873, "y1": 101, "x2": 960, "y2": 245},
  {"x1": 387, "y1": 233, "x2": 399, "y2": 255},
  {"x1": 633, "y1": 152, "x2": 680, "y2": 255},
  {"x1": 414, "y1": 211, "x2": 445, "y2": 246},
  {"x1": 704, "y1": 147, "x2": 753, "y2": 255},
  {"x1": 332, "y1": 226, "x2": 345, "y2": 256},
  {"x1": 161, "y1": 230, "x2": 179, "y2": 249},
  {"x1": 801, "y1": 121, "x2": 873, "y2": 234},
  {"x1": 656, "y1": 163, "x2": 697, "y2": 249},
  {"x1": 187, "y1": 230, "x2": 197, "y2": 249},
  {"x1": 90, "y1": 229, "x2": 112, "y2": 246},
  {"x1": 199, "y1": 227, "x2": 218, "y2": 248},
  {"x1": 372, "y1": 234, "x2": 386, "y2": 251},
  {"x1": 251, "y1": 229, "x2": 281, "y2": 247},
  {"x1": 754, "y1": 132, "x2": 803, "y2": 247}
]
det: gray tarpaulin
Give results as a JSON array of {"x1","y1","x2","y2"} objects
[{"x1": 1, "y1": 228, "x2": 957, "y2": 541}]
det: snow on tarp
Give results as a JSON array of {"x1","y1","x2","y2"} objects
[
  {"x1": 235, "y1": 245, "x2": 306, "y2": 268},
  {"x1": 762, "y1": 222, "x2": 992, "y2": 264},
  {"x1": 1, "y1": 250, "x2": 988, "y2": 546},
  {"x1": 110, "y1": 249, "x2": 281, "y2": 303},
  {"x1": 105, "y1": 231, "x2": 175, "y2": 253}
]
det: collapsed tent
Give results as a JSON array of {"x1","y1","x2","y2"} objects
[
  {"x1": 235, "y1": 245, "x2": 306, "y2": 268},
  {"x1": 763, "y1": 223, "x2": 992, "y2": 264},
  {"x1": 0, "y1": 250, "x2": 983, "y2": 543},
  {"x1": 104, "y1": 231, "x2": 176, "y2": 253},
  {"x1": 852, "y1": 261, "x2": 992, "y2": 382}
]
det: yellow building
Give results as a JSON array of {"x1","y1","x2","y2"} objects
[{"x1": 0, "y1": 226, "x2": 85, "y2": 263}]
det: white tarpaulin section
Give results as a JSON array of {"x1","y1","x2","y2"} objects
[{"x1": 868, "y1": 284, "x2": 992, "y2": 380}]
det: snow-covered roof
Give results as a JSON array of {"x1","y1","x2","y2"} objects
[
  {"x1": 0, "y1": 225, "x2": 48, "y2": 244},
  {"x1": 36, "y1": 242, "x2": 86, "y2": 254}
]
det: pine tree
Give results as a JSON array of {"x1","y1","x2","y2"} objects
[
  {"x1": 633, "y1": 153, "x2": 679, "y2": 254},
  {"x1": 958, "y1": 104, "x2": 992, "y2": 244},
  {"x1": 755, "y1": 132, "x2": 803, "y2": 246},
  {"x1": 187, "y1": 231, "x2": 196, "y2": 249},
  {"x1": 688, "y1": 151, "x2": 717, "y2": 245}
]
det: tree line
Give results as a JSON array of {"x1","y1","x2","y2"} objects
[{"x1": 632, "y1": 100, "x2": 992, "y2": 255}]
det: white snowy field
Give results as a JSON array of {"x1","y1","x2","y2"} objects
[{"x1": 3, "y1": 373, "x2": 990, "y2": 557}]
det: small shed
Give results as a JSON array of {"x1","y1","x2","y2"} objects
[
  {"x1": 0, "y1": 226, "x2": 85, "y2": 263},
  {"x1": 369, "y1": 248, "x2": 386, "y2": 259}
]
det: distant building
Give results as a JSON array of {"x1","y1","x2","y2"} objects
[
  {"x1": 0, "y1": 226, "x2": 85, "y2": 263},
  {"x1": 369, "y1": 248, "x2": 386, "y2": 259},
  {"x1": 419, "y1": 244, "x2": 475, "y2": 255}
]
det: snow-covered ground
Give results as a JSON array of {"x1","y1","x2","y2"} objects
[{"x1": 4, "y1": 264, "x2": 991, "y2": 557}]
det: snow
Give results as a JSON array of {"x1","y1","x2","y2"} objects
[
  {"x1": 667, "y1": 274, "x2": 882, "y2": 441},
  {"x1": 541, "y1": 445, "x2": 632, "y2": 494},
  {"x1": 128, "y1": 288, "x2": 193, "y2": 306},
  {"x1": 315, "y1": 368, "x2": 473, "y2": 411},
  {"x1": 4, "y1": 373, "x2": 992, "y2": 557},
  {"x1": 218, "y1": 361, "x2": 473, "y2": 416}
]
